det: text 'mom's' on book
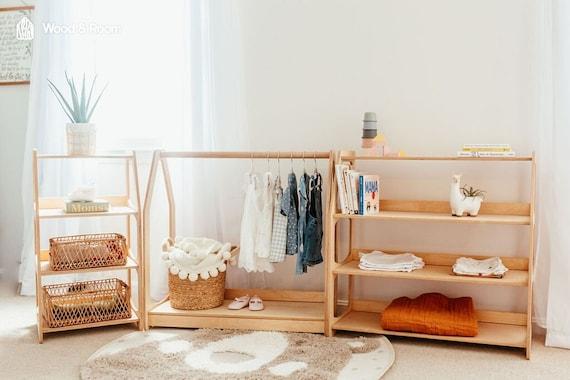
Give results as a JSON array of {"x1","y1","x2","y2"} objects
[
  {"x1": 64, "y1": 199, "x2": 110, "y2": 213},
  {"x1": 359, "y1": 174, "x2": 380, "y2": 215}
]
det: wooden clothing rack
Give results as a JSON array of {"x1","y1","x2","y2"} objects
[{"x1": 143, "y1": 150, "x2": 334, "y2": 332}]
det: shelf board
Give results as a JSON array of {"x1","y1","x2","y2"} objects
[
  {"x1": 342, "y1": 155, "x2": 533, "y2": 162},
  {"x1": 333, "y1": 310, "x2": 526, "y2": 348},
  {"x1": 42, "y1": 310, "x2": 139, "y2": 333},
  {"x1": 334, "y1": 211, "x2": 530, "y2": 225},
  {"x1": 38, "y1": 206, "x2": 137, "y2": 219},
  {"x1": 40, "y1": 256, "x2": 138, "y2": 276},
  {"x1": 37, "y1": 153, "x2": 132, "y2": 159},
  {"x1": 334, "y1": 260, "x2": 527, "y2": 286},
  {"x1": 148, "y1": 299, "x2": 324, "y2": 333}
]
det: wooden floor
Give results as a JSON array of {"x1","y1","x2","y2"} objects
[{"x1": 333, "y1": 310, "x2": 526, "y2": 348}]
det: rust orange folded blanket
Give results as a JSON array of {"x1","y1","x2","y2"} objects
[{"x1": 380, "y1": 293, "x2": 478, "y2": 337}]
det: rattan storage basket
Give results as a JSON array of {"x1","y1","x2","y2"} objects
[
  {"x1": 42, "y1": 278, "x2": 131, "y2": 328},
  {"x1": 168, "y1": 271, "x2": 226, "y2": 310},
  {"x1": 49, "y1": 233, "x2": 128, "y2": 271}
]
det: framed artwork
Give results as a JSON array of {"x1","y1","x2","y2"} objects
[{"x1": 0, "y1": 6, "x2": 34, "y2": 85}]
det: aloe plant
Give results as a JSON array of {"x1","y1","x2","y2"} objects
[
  {"x1": 47, "y1": 72, "x2": 107, "y2": 124},
  {"x1": 461, "y1": 185, "x2": 486, "y2": 199}
]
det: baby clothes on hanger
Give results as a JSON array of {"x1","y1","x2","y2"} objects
[
  {"x1": 255, "y1": 172, "x2": 274, "y2": 258},
  {"x1": 269, "y1": 175, "x2": 287, "y2": 263},
  {"x1": 281, "y1": 171, "x2": 299, "y2": 255},
  {"x1": 238, "y1": 172, "x2": 274, "y2": 273},
  {"x1": 300, "y1": 172, "x2": 324, "y2": 272},
  {"x1": 296, "y1": 172, "x2": 310, "y2": 274}
]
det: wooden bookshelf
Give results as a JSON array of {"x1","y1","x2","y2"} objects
[
  {"x1": 33, "y1": 151, "x2": 144, "y2": 343},
  {"x1": 325, "y1": 152, "x2": 536, "y2": 359}
]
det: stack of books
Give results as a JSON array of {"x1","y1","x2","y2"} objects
[
  {"x1": 457, "y1": 144, "x2": 515, "y2": 158},
  {"x1": 335, "y1": 164, "x2": 380, "y2": 215}
]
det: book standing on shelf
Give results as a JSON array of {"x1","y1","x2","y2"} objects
[
  {"x1": 359, "y1": 175, "x2": 380, "y2": 215},
  {"x1": 347, "y1": 169, "x2": 360, "y2": 215},
  {"x1": 335, "y1": 164, "x2": 350, "y2": 214},
  {"x1": 336, "y1": 163, "x2": 381, "y2": 215}
]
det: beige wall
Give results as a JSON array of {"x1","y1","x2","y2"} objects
[
  {"x1": 0, "y1": 0, "x2": 540, "y2": 313},
  {"x1": 237, "y1": 0, "x2": 539, "y2": 312}
]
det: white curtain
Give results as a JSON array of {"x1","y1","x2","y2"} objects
[
  {"x1": 533, "y1": 0, "x2": 570, "y2": 349},
  {"x1": 20, "y1": 0, "x2": 249, "y2": 298}
]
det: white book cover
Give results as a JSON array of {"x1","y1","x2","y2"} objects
[
  {"x1": 347, "y1": 170, "x2": 360, "y2": 214},
  {"x1": 343, "y1": 168, "x2": 354, "y2": 214},
  {"x1": 335, "y1": 164, "x2": 350, "y2": 214},
  {"x1": 361, "y1": 175, "x2": 380, "y2": 215}
]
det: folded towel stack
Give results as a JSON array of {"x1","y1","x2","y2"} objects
[
  {"x1": 359, "y1": 251, "x2": 424, "y2": 272},
  {"x1": 452, "y1": 257, "x2": 508, "y2": 278}
]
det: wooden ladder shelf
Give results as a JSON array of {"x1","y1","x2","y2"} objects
[{"x1": 33, "y1": 151, "x2": 144, "y2": 342}]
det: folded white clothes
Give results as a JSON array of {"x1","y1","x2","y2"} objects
[
  {"x1": 358, "y1": 251, "x2": 424, "y2": 272},
  {"x1": 452, "y1": 257, "x2": 508, "y2": 278}
]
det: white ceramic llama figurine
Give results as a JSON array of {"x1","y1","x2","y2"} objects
[{"x1": 450, "y1": 174, "x2": 483, "y2": 217}]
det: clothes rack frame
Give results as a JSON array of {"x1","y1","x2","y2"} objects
[{"x1": 143, "y1": 150, "x2": 334, "y2": 333}]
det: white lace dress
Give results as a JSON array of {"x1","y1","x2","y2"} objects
[
  {"x1": 238, "y1": 172, "x2": 274, "y2": 273},
  {"x1": 255, "y1": 172, "x2": 274, "y2": 258}
]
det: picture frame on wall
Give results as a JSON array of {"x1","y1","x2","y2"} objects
[{"x1": 0, "y1": 6, "x2": 34, "y2": 86}]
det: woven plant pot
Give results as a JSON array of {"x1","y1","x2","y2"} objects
[
  {"x1": 168, "y1": 271, "x2": 226, "y2": 310},
  {"x1": 66, "y1": 123, "x2": 96, "y2": 155}
]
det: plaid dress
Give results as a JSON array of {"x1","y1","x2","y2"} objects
[
  {"x1": 269, "y1": 175, "x2": 287, "y2": 263},
  {"x1": 281, "y1": 172, "x2": 299, "y2": 255}
]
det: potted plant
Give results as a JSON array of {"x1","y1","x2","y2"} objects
[
  {"x1": 449, "y1": 174, "x2": 486, "y2": 217},
  {"x1": 47, "y1": 73, "x2": 107, "y2": 155}
]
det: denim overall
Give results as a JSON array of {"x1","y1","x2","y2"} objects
[
  {"x1": 296, "y1": 173, "x2": 310, "y2": 274},
  {"x1": 301, "y1": 173, "x2": 324, "y2": 269}
]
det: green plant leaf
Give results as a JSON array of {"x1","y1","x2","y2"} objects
[
  {"x1": 47, "y1": 79, "x2": 76, "y2": 123},
  {"x1": 86, "y1": 82, "x2": 108, "y2": 122},
  {"x1": 86, "y1": 74, "x2": 97, "y2": 112},
  {"x1": 69, "y1": 77, "x2": 82, "y2": 122},
  {"x1": 79, "y1": 73, "x2": 86, "y2": 123}
]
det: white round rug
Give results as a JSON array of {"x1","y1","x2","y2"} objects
[{"x1": 81, "y1": 329, "x2": 394, "y2": 379}]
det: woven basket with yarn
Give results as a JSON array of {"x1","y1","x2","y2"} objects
[{"x1": 168, "y1": 271, "x2": 226, "y2": 310}]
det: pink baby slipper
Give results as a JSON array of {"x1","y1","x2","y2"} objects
[
  {"x1": 228, "y1": 295, "x2": 250, "y2": 310},
  {"x1": 249, "y1": 295, "x2": 264, "y2": 311}
]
